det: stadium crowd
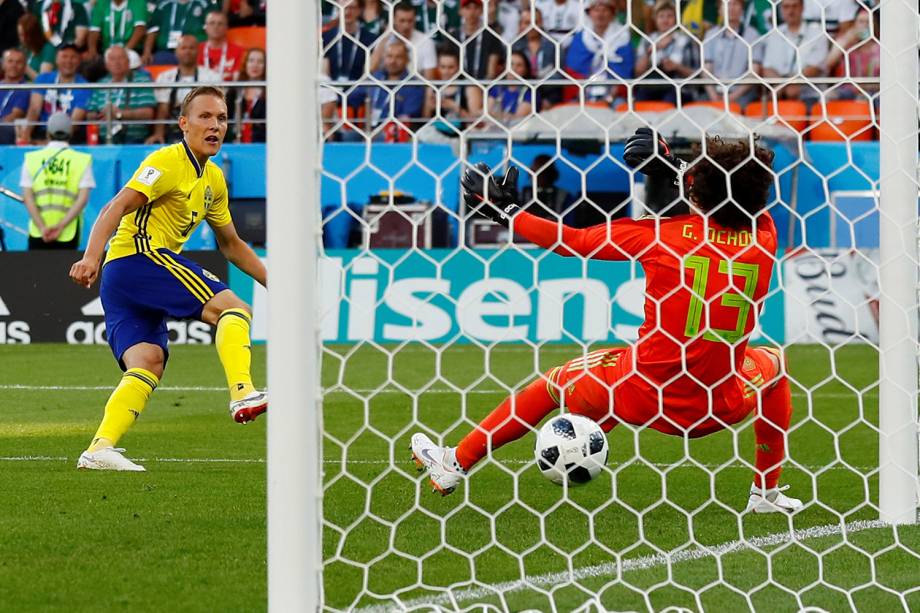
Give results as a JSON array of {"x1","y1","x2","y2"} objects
[
  {"x1": 0, "y1": 0, "x2": 885, "y2": 145},
  {"x1": 0, "y1": 0, "x2": 266, "y2": 144},
  {"x1": 318, "y1": 0, "x2": 882, "y2": 142}
]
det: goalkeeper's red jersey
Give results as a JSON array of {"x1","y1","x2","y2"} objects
[{"x1": 515, "y1": 211, "x2": 777, "y2": 406}]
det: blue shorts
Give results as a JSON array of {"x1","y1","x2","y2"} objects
[{"x1": 100, "y1": 248, "x2": 228, "y2": 369}]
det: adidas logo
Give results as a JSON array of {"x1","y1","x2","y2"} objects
[{"x1": 0, "y1": 292, "x2": 30, "y2": 344}]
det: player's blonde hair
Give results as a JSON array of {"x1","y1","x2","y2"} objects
[{"x1": 180, "y1": 86, "x2": 227, "y2": 117}]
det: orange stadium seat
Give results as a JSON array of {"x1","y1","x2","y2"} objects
[
  {"x1": 144, "y1": 64, "x2": 175, "y2": 80},
  {"x1": 685, "y1": 100, "x2": 743, "y2": 115},
  {"x1": 227, "y1": 26, "x2": 266, "y2": 50},
  {"x1": 615, "y1": 101, "x2": 676, "y2": 113},
  {"x1": 744, "y1": 100, "x2": 809, "y2": 132},
  {"x1": 808, "y1": 100, "x2": 875, "y2": 142}
]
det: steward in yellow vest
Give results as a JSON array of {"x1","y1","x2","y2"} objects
[{"x1": 20, "y1": 112, "x2": 95, "y2": 250}]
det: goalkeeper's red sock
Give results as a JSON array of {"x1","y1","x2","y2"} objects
[
  {"x1": 753, "y1": 377, "x2": 793, "y2": 490},
  {"x1": 455, "y1": 374, "x2": 559, "y2": 471}
]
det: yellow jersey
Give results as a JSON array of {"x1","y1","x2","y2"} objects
[{"x1": 105, "y1": 141, "x2": 232, "y2": 264}]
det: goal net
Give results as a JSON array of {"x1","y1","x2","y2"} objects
[{"x1": 302, "y1": 0, "x2": 920, "y2": 609}]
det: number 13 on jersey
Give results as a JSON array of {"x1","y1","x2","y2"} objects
[{"x1": 684, "y1": 255, "x2": 760, "y2": 343}]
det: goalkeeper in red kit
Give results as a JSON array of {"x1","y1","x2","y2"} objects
[{"x1": 411, "y1": 128, "x2": 803, "y2": 513}]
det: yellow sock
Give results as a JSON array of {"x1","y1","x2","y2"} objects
[
  {"x1": 216, "y1": 308, "x2": 255, "y2": 401},
  {"x1": 87, "y1": 368, "x2": 159, "y2": 452}
]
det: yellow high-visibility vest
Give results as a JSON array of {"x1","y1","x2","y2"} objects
[{"x1": 24, "y1": 146, "x2": 92, "y2": 242}]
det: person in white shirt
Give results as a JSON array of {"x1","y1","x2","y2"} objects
[
  {"x1": 490, "y1": 0, "x2": 521, "y2": 43},
  {"x1": 536, "y1": 0, "x2": 582, "y2": 46},
  {"x1": 146, "y1": 34, "x2": 221, "y2": 144},
  {"x1": 702, "y1": 0, "x2": 763, "y2": 106},
  {"x1": 758, "y1": 0, "x2": 829, "y2": 100},
  {"x1": 803, "y1": 0, "x2": 857, "y2": 37},
  {"x1": 368, "y1": 1, "x2": 437, "y2": 80}
]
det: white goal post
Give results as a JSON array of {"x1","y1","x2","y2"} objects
[
  {"x1": 877, "y1": 0, "x2": 919, "y2": 525},
  {"x1": 266, "y1": 0, "x2": 322, "y2": 610}
]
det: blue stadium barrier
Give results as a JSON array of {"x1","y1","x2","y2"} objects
[{"x1": 0, "y1": 141, "x2": 881, "y2": 251}]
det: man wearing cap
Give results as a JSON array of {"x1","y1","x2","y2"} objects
[{"x1": 19, "y1": 112, "x2": 95, "y2": 250}]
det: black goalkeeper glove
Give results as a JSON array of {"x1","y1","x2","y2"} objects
[
  {"x1": 623, "y1": 127, "x2": 687, "y2": 182},
  {"x1": 461, "y1": 162, "x2": 521, "y2": 228}
]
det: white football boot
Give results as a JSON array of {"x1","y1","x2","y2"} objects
[
  {"x1": 230, "y1": 390, "x2": 268, "y2": 424},
  {"x1": 746, "y1": 484, "x2": 803, "y2": 513},
  {"x1": 77, "y1": 447, "x2": 146, "y2": 472},
  {"x1": 410, "y1": 433, "x2": 466, "y2": 496}
]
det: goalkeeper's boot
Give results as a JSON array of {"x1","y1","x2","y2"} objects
[
  {"x1": 410, "y1": 433, "x2": 466, "y2": 496},
  {"x1": 745, "y1": 484, "x2": 803, "y2": 513},
  {"x1": 77, "y1": 447, "x2": 145, "y2": 472},
  {"x1": 230, "y1": 390, "x2": 267, "y2": 424}
]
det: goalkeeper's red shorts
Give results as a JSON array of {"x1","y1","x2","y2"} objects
[{"x1": 545, "y1": 346, "x2": 782, "y2": 438}]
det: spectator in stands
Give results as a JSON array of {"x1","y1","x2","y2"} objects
[
  {"x1": 679, "y1": 0, "x2": 720, "y2": 39},
  {"x1": 825, "y1": 5, "x2": 879, "y2": 99},
  {"x1": 319, "y1": 72, "x2": 341, "y2": 139},
  {"x1": 523, "y1": 154, "x2": 573, "y2": 221},
  {"x1": 489, "y1": 0, "x2": 521, "y2": 43},
  {"x1": 742, "y1": 0, "x2": 773, "y2": 35},
  {"x1": 198, "y1": 8, "x2": 244, "y2": 81},
  {"x1": 361, "y1": 0, "x2": 388, "y2": 38},
  {"x1": 227, "y1": 47, "x2": 266, "y2": 143},
  {"x1": 23, "y1": 44, "x2": 89, "y2": 142},
  {"x1": 322, "y1": 0, "x2": 377, "y2": 82},
  {"x1": 634, "y1": 0, "x2": 701, "y2": 103},
  {"x1": 86, "y1": 45, "x2": 156, "y2": 143},
  {"x1": 0, "y1": 0, "x2": 25, "y2": 56},
  {"x1": 360, "y1": 39, "x2": 426, "y2": 141},
  {"x1": 702, "y1": 0, "x2": 763, "y2": 106},
  {"x1": 32, "y1": 0, "x2": 90, "y2": 48},
  {"x1": 370, "y1": 1, "x2": 437, "y2": 80},
  {"x1": 142, "y1": 0, "x2": 208, "y2": 66},
  {"x1": 512, "y1": 6, "x2": 556, "y2": 79},
  {"x1": 146, "y1": 34, "x2": 221, "y2": 144},
  {"x1": 758, "y1": 0, "x2": 829, "y2": 101},
  {"x1": 453, "y1": 0, "x2": 504, "y2": 80},
  {"x1": 0, "y1": 48, "x2": 30, "y2": 145},
  {"x1": 17, "y1": 13, "x2": 55, "y2": 80},
  {"x1": 564, "y1": 0, "x2": 633, "y2": 102},
  {"x1": 487, "y1": 50, "x2": 533, "y2": 125},
  {"x1": 423, "y1": 45, "x2": 481, "y2": 131},
  {"x1": 804, "y1": 0, "x2": 857, "y2": 38},
  {"x1": 87, "y1": 0, "x2": 149, "y2": 62},
  {"x1": 223, "y1": 0, "x2": 266, "y2": 27},
  {"x1": 536, "y1": 0, "x2": 581, "y2": 46},
  {"x1": 411, "y1": 0, "x2": 459, "y2": 39}
]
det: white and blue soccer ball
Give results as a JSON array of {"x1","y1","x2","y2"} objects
[{"x1": 534, "y1": 414, "x2": 609, "y2": 486}]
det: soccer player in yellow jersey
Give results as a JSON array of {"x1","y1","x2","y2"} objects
[{"x1": 69, "y1": 86, "x2": 266, "y2": 471}]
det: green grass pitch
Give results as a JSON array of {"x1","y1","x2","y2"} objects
[{"x1": 1, "y1": 343, "x2": 918, "y2": 612}]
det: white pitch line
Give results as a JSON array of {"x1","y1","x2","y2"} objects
[
  {"x1": 0, "y1": 455, "x2": 265, "y2": 464},
  {"x1": 0, "y1": 456, "x2": 876, "y2": 473},
  {"x1": 0, "y1": 383, "x2": 878, "y2": 400},
  {"x1": 354, "y1": 519, "x2": 888, "y2": 613}
]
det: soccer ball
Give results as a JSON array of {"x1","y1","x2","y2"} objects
[{"x1": 534, "y1": 414, "x2": 609, "y2": 485}]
